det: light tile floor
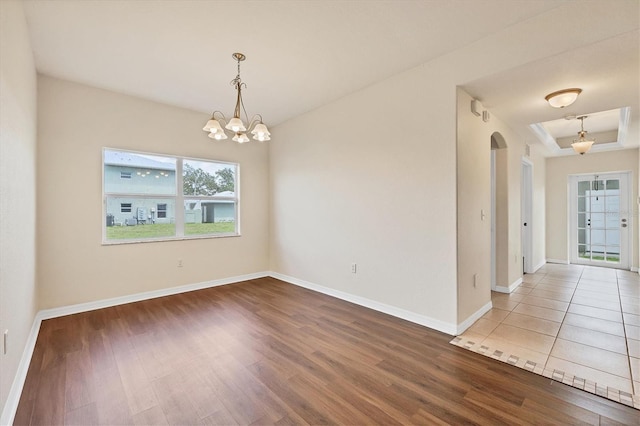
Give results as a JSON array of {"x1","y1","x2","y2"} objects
[{"x1": 453, "y1": 263, "x2": 640, "y2": 409}]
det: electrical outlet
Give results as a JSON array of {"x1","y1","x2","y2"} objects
[
  {"x1": 178, "y1": 259, "x2": 183, "y2": 268},
  {"x1": 351, "y1": 263, "x2": 357, "y2": 274}
]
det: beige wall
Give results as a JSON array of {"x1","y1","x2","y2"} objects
[
  {"x1": 455, "y1": 89, "x2": 544, "y2": 320},
  {"x1": 546, "y1": 149, "x2": 639, "y2": 268},
  {"x1": 456, "y1": 89, "x2": 491, "y2": 321},
  {"x1": 270, "y1": 63, "x2": 459, "y2": 329},
  {"x1": 268, "y1": 2, "x2": 590, "y2": 331},
  {"x1": 36, "y1": 76, "x2": 270, "y2": 309},
  {"x1": 0, "y1": 0, "x2": 38, "y2": 419}
]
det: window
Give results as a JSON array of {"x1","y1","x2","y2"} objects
[
  {"x1": 157, "y1": 203, "x2": 167, "y2": 218},
  {"x1": 103, "y1": 148, "x2": 239, "y2": 243}
]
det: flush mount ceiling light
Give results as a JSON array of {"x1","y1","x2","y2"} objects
[
  {"x1": 571, "y1": 115, "x2": 595, "y2": 155},
  {"x1": 545, "y1": 88, "x2": 582, "y2": 108},
  {"x1": 203, "y1": 53, "x2": 271, "y2": 143}
]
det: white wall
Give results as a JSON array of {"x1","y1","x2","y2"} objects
[
  {"x1": 0, "y1": 0, "x2": 38, "y2": 420},
  {"x1": 546, "y1": 149, "x2": 639, "y2": 267},
  {"x1": 36, "y1": 76, "x2": 270, "y2": 309}
]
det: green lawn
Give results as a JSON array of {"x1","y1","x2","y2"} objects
[
  {"x1": 106, "y1": 222, "x2": 235, "y2": 240},
  {"x1": 579, "y1": 253, "x2": 620, "y2": 262}
]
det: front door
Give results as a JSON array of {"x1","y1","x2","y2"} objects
[{"x1": 570, "y1": 173, "x2": 630, "y2": 269}]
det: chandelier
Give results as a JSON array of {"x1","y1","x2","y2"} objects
[
  {"x1": 571, "y1": 116, "x2": 595, "y2": 155},
  {"x1": 203, "y1": 53, "x2": 271, "y2": 143}
]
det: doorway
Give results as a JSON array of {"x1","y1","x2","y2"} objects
[{"x1": 569, "y1": 172, "x2": 631, "y2": 269}]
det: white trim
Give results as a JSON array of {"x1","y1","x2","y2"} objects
[
  {"x1": 456, "y1": 300, "x2": 493, "y2": 335},
  {"x1": 270, "y1": 271, "x2": 459, "y2": 335},
  {"x1": 493, "y1": 277, "x2": 523, "y2": 294},
  {"x1": 630, "y1": 266, "x2": 638, "y2": 273},
  {"x1": 37, "y1": 272, "x2": 269, "y2": 320},
  {"x1": 0, "y1": 315, "x2": 41, "y2": 426},
  {"x1": 532, "y1": 259, "x2": 546, "y2": 273},
  {"x1": 0, "y1": 271, "x2": 269, "y2": 424},
  {"x1": 546, "y1": 258, "x2": 570, "y2": 265},
  {"x1": 491, "y1": 151, "x2": 496, "y2": 291}
]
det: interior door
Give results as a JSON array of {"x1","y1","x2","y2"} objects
[{"x1": 570, "y1": 173, "x2": 630, "y2": 269}]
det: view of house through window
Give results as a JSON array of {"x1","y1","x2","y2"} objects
[{"x1": 103, "y1": 149, "x2": 238, "y2": 243}]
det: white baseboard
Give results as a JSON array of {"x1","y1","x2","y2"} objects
[
  {"x1": 631, "y1": 266, "x2": 638, "y2": 273},
  {"x1": 532, "y1": 260, "x2": 546, "y2": 273},
  {"x1": 37, "y1": 272, "x2": 269, "y2": 320},
  {"x1": 0, "y1": 314, "x2": 41, "y2": 426},
  {"x1": 546, "y1": 258, "x2": 569, "y2": 265},
  {"x1": 269, "y1": 271, "x2": 459, "y2": 335},
  {"x1": 0, "y1": 271, "x2": 269, "y2": 425},
  {"x1": 494, "y1": 277, "x2": 523, "y2": 294},
  {"x1": 456, "y1": 300, "x2": 492, "y2": 335}
]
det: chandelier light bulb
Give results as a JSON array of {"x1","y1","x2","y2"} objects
[
  {"x1": 225, "y1": 117, "x2": 246, "y2": 133},
  {"x1": 232, "y1": 133, "x2": 250, "y2": 143}
]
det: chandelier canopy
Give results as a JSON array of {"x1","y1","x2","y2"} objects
[{"x1": 203, "y1": 53, "x2": 270, "y2": 143}]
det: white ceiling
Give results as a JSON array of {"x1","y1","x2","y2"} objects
[{"x1": 22, "y1": 0, "x2": 640, "y2": 156}]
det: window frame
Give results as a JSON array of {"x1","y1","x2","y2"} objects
[{"x1": 102, "y1": 148, "x2": 240, "y2": 245}]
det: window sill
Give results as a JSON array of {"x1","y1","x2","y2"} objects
[{"x1": 102, "y1": 232, "x2": 241, "y2": 246}]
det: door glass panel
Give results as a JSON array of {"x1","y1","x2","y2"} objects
[
  {"x1": 606, "y1": 179, "x2": 620, "y2": 191},
  {"x1": 578, "y1": 229, "x2": 586, "y2": 244},
  {"x1": 606, "y1": 253, "x2": 620, "y2": 262},
  {"x1": 578, "y1": 197, "x2": 586, "y2": 212},
  {"x1": 591, "y1": 229, "x2": 605, "y2": 246},
  {"x1": 606, "y1": 196, "x2": 620, "y2": 212},
  {"x1": 590, "y1": 213, "x2": 605, "y2": 228},
  {"x1": 578, "y1": 181, "x2": 590, "y2": 196},
  {"x1": 591, "y1": 246, "x2": 606, "y2": 260},
  {"x1": 606, "y1": 230, "x2": 620, "y2": 246},
  {"x1": 590, "y1": 197, "x2": 605, "y2": 212},
  {"x1": 578, "y1": 244, "x2": 587, "y2": 257},
  {"x1": 578, "y1": 213, "x2": 586, "y2": 228},
  {"x1": 606, "y1": 212, "x2": 619, "y2": 228}
]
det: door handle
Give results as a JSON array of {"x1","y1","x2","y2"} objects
[{"x1": 622, "y1": 224, "x2": 628, "y2": 228}]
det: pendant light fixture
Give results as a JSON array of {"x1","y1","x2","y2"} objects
[
  {"x1": 545, "y1": 88, "x2": 582, "y2": 108},
  {"x1": 203, "y1": 53, "x2": 271, "y2": 143},
  {"x1": 571, "y1": 116, "x2": 595, "y2": 155}
]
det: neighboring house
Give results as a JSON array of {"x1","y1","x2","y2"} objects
[
  {"x1": 104, "y1": 151, "x2": 233, "y2": 226},
  {"x1": 184, "y1": 192, "x2": 235, "y2": 224}
]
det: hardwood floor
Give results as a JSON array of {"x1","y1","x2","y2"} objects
[{"x1": 14, "y1": 277, "x2": 638, "y2": 425}]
